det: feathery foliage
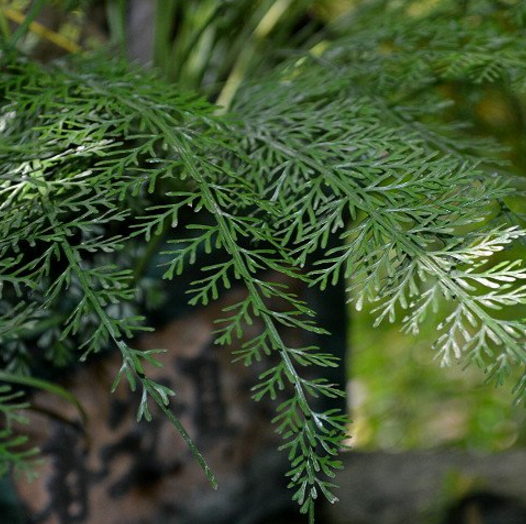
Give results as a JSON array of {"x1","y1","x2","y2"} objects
[
  {"x1": 0, "y1": 384, "x2": 38, "y2": 479},
  {"x1": 2, "y1": 0, "x2": 526, "y2": 521}
]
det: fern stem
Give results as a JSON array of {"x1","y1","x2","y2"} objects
[
  {"x1": 0, "y1": 371, "x2": 87, "y2": 426},
  {"x1": 185, "y1": 165, "x2": 314, "y2": 415},
  {"x1": 42, "y1": 201, "x2": 217, "y2": 489}
]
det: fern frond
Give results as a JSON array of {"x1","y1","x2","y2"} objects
[{"x1": 4, "y1": 0, "x2": 526, "y2": 519}]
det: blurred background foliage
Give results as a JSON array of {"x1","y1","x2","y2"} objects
[
  {"x1": 350, "y1": 302, "x2": 526, "y2": 451},
  {"x1": 3, "y1": 0, "x2": 526, "y2": 456},
  {"x1": 348, "y1": 7, "x2": 526, "y2": 451}
]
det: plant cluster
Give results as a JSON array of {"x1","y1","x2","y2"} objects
[{"x1": 2, "y1": 0, "x2": 526, "y2": 521}]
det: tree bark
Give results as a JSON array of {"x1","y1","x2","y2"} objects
[{"x1": 321, "y1": 450, "x2": 526, "y2": 524}]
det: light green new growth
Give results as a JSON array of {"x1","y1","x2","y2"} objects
[{"x1": 2, "y1": 0, "x2": 526, "y2": 521}]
